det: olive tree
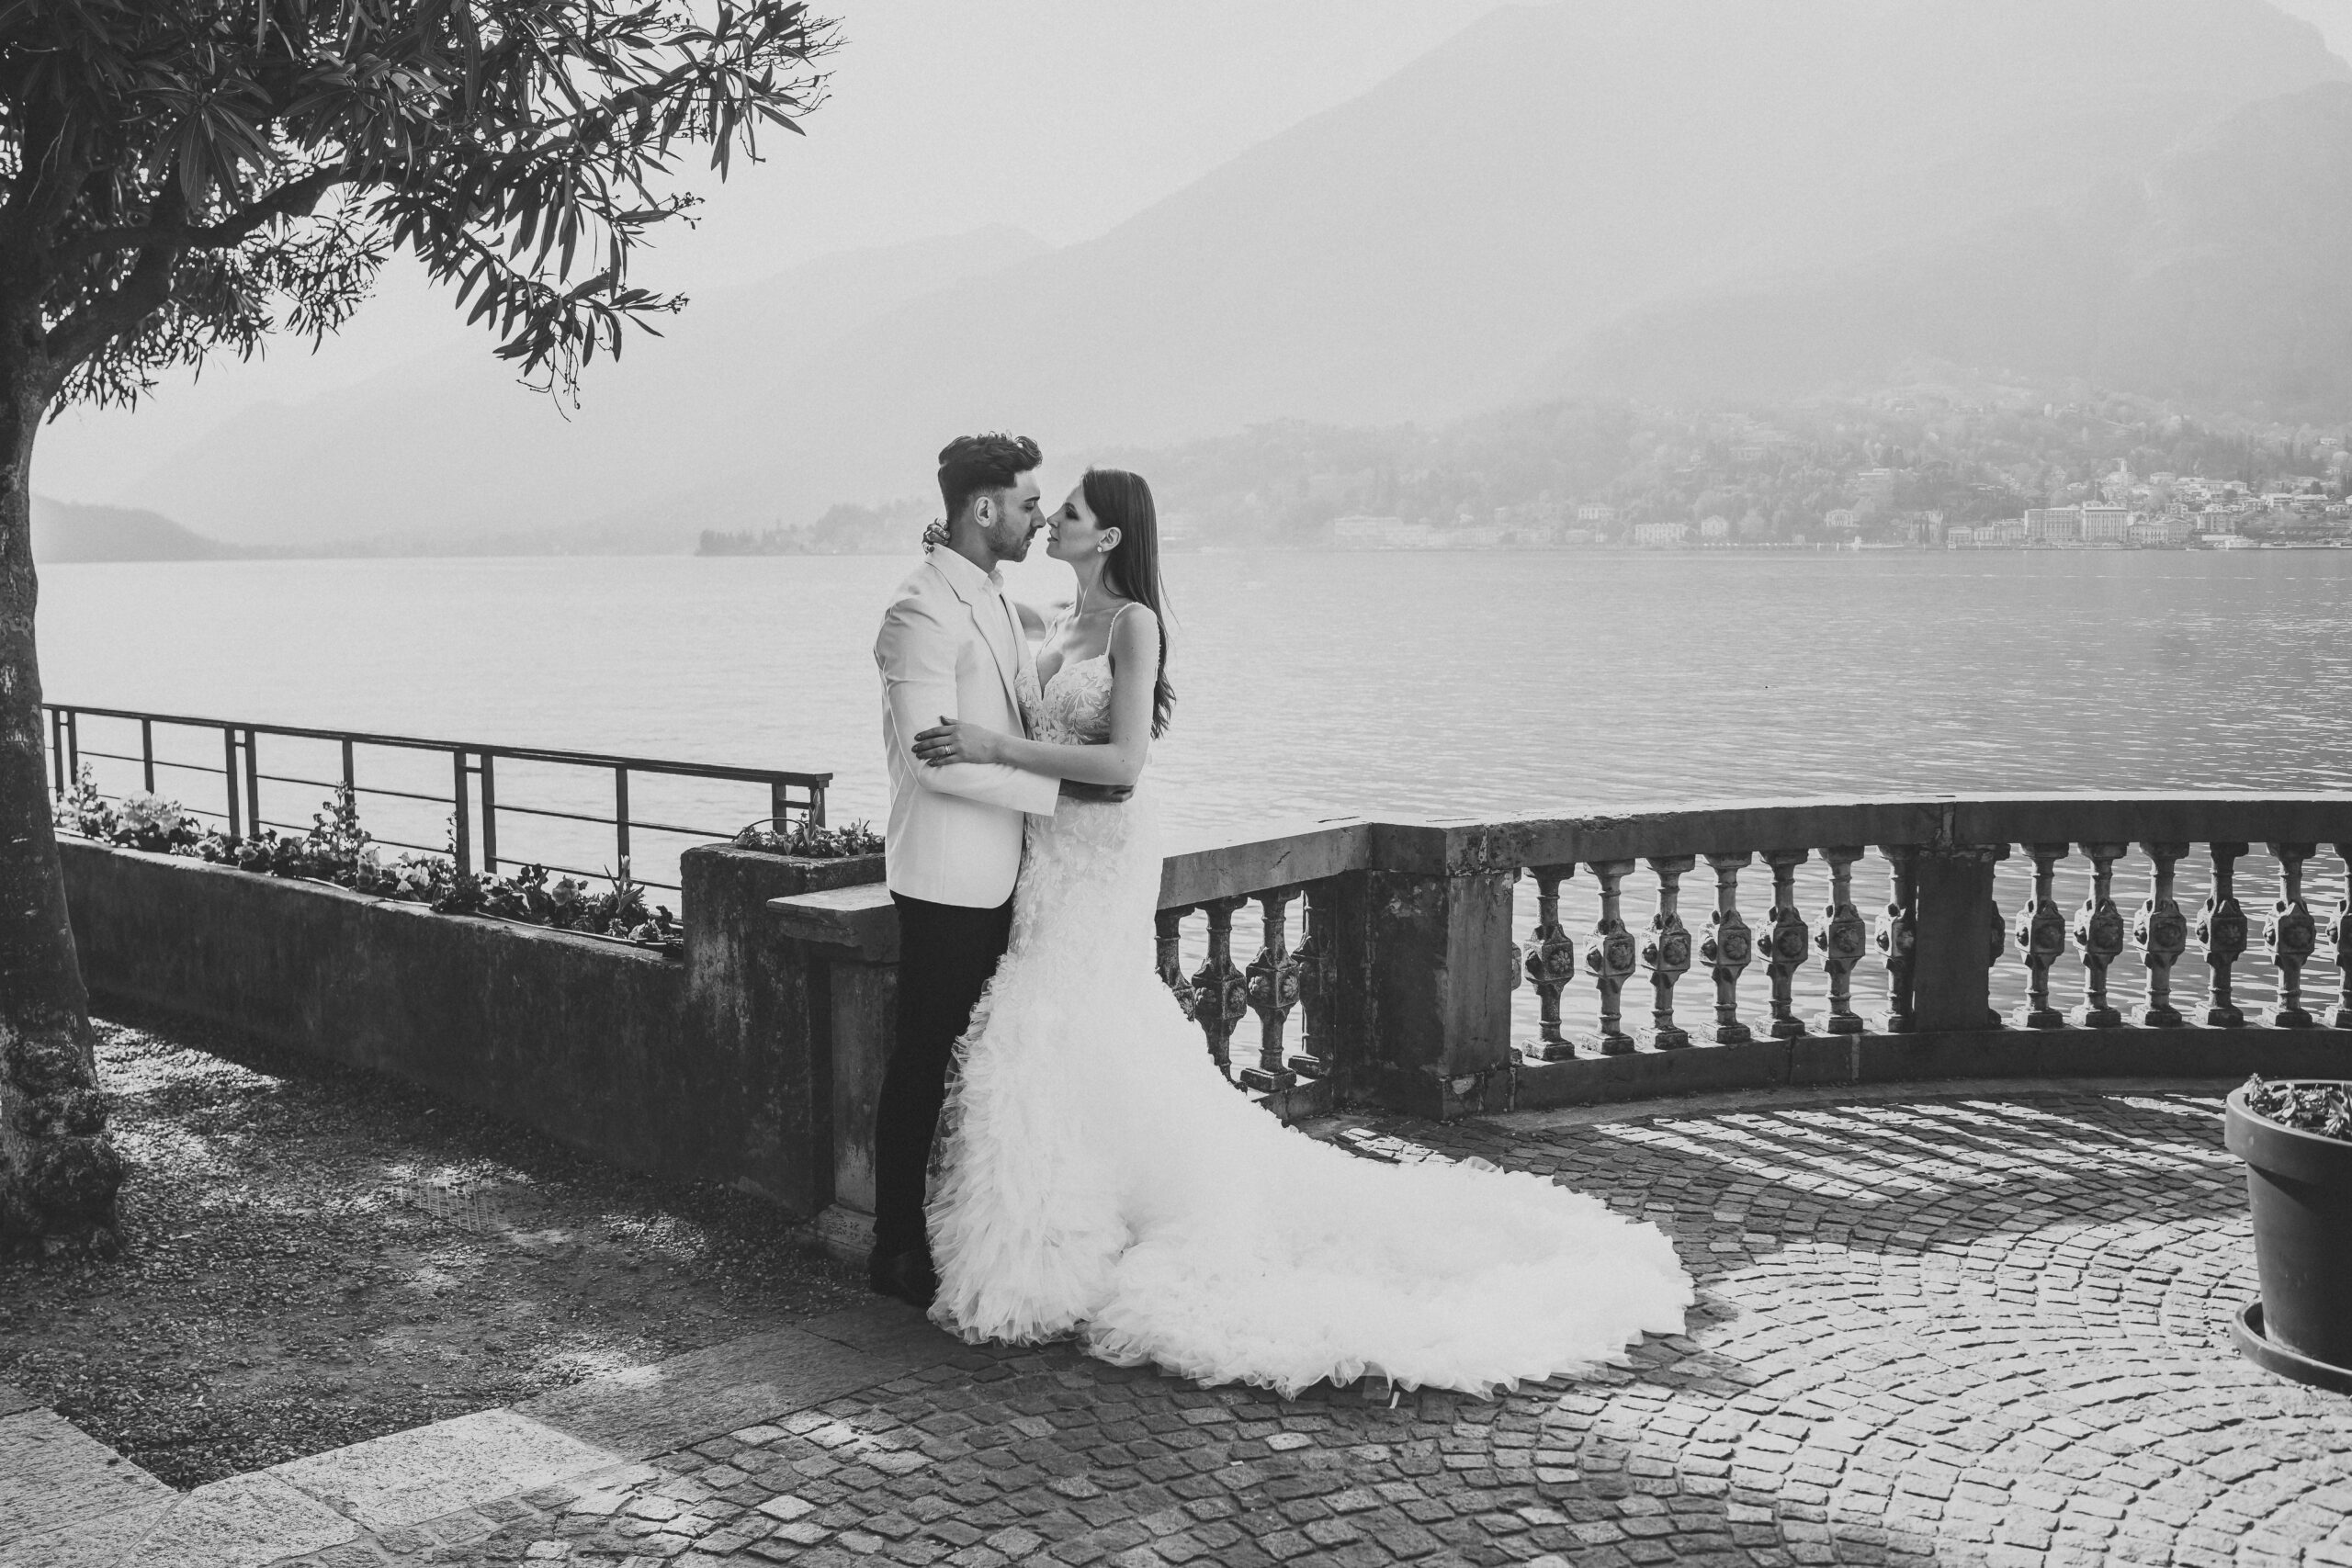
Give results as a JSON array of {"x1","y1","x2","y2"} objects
[{"x1": 0, "y1": 0, "x2": 835, "y2": 1255}]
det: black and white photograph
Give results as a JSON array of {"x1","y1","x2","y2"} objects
[{"x1": 6, "y1": 3, "x2": 2352, "y2": 1564}]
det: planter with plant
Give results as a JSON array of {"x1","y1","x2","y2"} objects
[
  {"x1": 2225, "y1": 1077, "x2": 2352, "y2": 1393},
  {"x1": 61, "y1": 773, "x2": 682, "y2": 951},
  {"x1": 722, "y1": 817, "x2": 887, "y2": 896}
]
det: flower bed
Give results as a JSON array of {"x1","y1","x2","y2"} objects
[{"x1": 60, "y1": 773, "x2": 685, "y2": 946}]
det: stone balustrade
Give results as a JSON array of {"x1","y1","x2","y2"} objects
[
  {"x1": 771, "y1": 795, "x2": 2352, "y2": 1246},
  {"x1": 764, "y1": 795, "x2": 2352, "y2": 1252}
]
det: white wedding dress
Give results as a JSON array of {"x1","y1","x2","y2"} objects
[{"x1": 924, "y1": 655, "x2": 1693, "y2": 1396}]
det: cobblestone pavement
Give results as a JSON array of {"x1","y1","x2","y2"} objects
[{"x1": 283, "y1": 1089, "x2": 2352, "y2": 1568}]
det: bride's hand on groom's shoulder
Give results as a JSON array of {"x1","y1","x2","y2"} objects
[{"x1": 913, "y1": 716, "x2": 1002, "y2": 768}]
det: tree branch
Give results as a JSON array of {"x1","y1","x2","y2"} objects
[
  {"x1": 40, "y1": 179, "x2": 194, "y2": 382},
  {"x1": 46, "y1": 167, "x2": 349, "y2": 274},
  {"x1": 42, "y1": 243, "x2": 179, "y2": 378}
]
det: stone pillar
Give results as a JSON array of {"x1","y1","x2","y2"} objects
[
  {"x1": 680, "y1": 846, "x2": 887, "y2": 1215},
  {"x1": 1815, "y1": 846, "x2": 1869, "y2": 1035},
  {"x1": 1910, "y1": 845, "x2": 2007, "y2": 1032},
  {"x1": 1584, "y1": 859, "x2": 1641, "y2": 1055},
  {"x1": 1239, "y1": 890, "x2": 1302, "y2": 1092},
  {"x1": 2266, "y1": 841, "x2": 2319, "y2": 1029},
  {"x1": 1700, "y1": 852, "x2": 1755, "y2": 1045},
  {"x1": 2071, "y1": 842, "x2": 2131, "y2": 1029},
  {"x1": 1642, "y1": 855, "x2": 1697, "y2": 1050},
  {"x1": 1521, "y1": 865, "x2": 1579, "y2": 1061},
  {"x1": 1188, "y1": 896, "x2": 1251, "y2": 1075},
  {"x1": 2133, "y1": 841, "x2": 2189, "y2": 1029},
  {"x1": 1874, "y1": 844, "x2": 1920, "y2": 1033},
  {"x1": 763, "y1": 880, "x2": 901, "y2": 1262},
  {"x1": 1356, "y1": 865, "x2": 1521, "y2": 1119}
]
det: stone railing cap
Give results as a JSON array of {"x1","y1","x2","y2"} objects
[{"x1": 768, "y1": 883, "x2": 899, "y2": 963}]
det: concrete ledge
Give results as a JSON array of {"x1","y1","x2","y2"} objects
[
  {"x1": 1421, "y1": 792, "x2": 2352, "y2": 874},
  {"x1": 765, "y1": 819, "x2": 1384, "y2": 959},
  {"x1": 768, "y1": 882, "x2": 899, "y2": 962},
  {"x1": 1509, "y1": 1024, "x2": 2352, "y2": 1111},
  {"x1": 1157, "y1": 818, "x2": 1373, "y2": 908}
]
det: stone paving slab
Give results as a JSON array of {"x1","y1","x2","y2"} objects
[
  {"x1": 6, "y1": 1472, "x2": 360, "y2": 1568},
  {"x1": 517, "y1": 1317, "x2": 956, "y2": 1461},
  {"x1": 267, "y1": 1408, "x2": 624, "y2": 1531},
  {"x1": 0, "y1": 1406, "x2": 174, "y2": 1548},
  {"x1": 256, "y1": 1084, "x2": 2352, "y2": 1568}
]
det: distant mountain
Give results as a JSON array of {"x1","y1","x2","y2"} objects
[
  {"x1": 106, "y1": 0, "x2": 2350, "y2": 551},
  {"x1": 30, "y1": 496, "x2": 239, "y2": 562},
  {"x1": 111, "y1": 225, "x2": 1051, "y2": 550},
  {"x1": 1546, "y1": 81, "x2": 2352, "y2": 415},
  {"x1": 553, "y1": 0, "x2": 2349, "y2": 539}
]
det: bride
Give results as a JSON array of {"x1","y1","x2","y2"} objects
[{"x1": 908, "y1": 468, "x2": 1691, "y2": 1396}]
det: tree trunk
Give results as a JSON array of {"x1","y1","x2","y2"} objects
[{"x1": 0, "y1": 368, "x2": 122, "y2": 1258}]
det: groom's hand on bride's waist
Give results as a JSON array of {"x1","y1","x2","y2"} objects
[{"x1": 1059, "y1": 780, "x2": 1133, "y2": 804}]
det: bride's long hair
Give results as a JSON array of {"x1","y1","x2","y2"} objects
[{"x1": 1082, "y1": 468, "x2": 1176, "y2": 738}]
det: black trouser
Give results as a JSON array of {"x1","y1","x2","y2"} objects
[{"x1": 870, "y1": 891, "x2": 1016, "y2": 1261}]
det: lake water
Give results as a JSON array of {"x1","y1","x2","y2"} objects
[{"x1": 42, "y1": 548, "x2": 2352, "y2": 1036}]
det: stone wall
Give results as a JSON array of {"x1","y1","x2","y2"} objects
[{"x1": 60, "y1": 839, "x2": 883, "y2": 1214}]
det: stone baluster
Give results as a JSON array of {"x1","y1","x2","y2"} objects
[
  {"x1": 1286, "y1": 886, "x2": 1340, "y2": 1077},
  {"x1": 1155, "y1": 907, "x2": 1198, "y2": 1021},
  {"x1": 1240, "y1": 890, "x2": 1304, "y2": 1090},
  {"x1": 1815, "y1": 846, "x2": 1868, "y2": 1035},
  {"x1": 2334, "y1": 843, "x2": 2352, "y2": 1032},
  {"x1": 2071, "y1": 842, "x2": 2130, "y2": 1029},
  {"x1": 1985, "y1": 850, "x2": 2013, "y2": 1025},
  {"x1": 1642, "y1": 856, "x2": 1697, "y2": 1050},
  {"x1": 2266, "y1": 842, "x2": 2319, "y2": 1029},
  {"x1": 2014, "y1": 842, "x2": 2071, "y2": 1029},
  {"x1": 1188, "y1": 896, "x2": 1251, "y2": 1076},
  {"x1": 1759, "y1": 850, "x2": 1812, "y2": 1039},
  {"x1": 2198, "y1": 842, "x2": 2251, "y2": 1029},
  {"x1": 1583, "y1": 860, "x2": 1640, "y2": 1055},
  {"x1": 2132, "y1": 842, "x2": 2190, "y2": 1029},
  {"x1": 1700, "y1": 852, "x2": 1755, "y2": 1045},
  {"x1": 1875, "y1": 845, "x2": 1919, "y2": 1033},
  {"x1": 1521, "y1": 864, "x2": 1580, "y2": 1061}
]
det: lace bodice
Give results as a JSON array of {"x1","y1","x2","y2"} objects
[{"x1": 1034, "y1": 654, "x2": 1114, "y2": 745}]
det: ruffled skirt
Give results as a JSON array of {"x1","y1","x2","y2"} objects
[{"x1": 924, "y1": 787, "x2": 1692, "y2": 1395}]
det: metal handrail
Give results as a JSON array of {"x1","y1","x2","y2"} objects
[
  {"x1": 43, "y1": 701, "x2": 831, "y2": 895},
  {"x1": 44, "y1": 702, "x2": 830, "y2": 787}
]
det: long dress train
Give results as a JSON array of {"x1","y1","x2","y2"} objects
[{"x1": 924, "y1": 656, "x2": 1693, "y2": 1396}]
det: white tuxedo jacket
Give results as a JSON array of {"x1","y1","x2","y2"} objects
[{"x1": 875, "y1": 552, "x2": 1060, "y2": 907}]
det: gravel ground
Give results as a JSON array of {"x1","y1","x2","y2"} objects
[{"x1": 0, "y1": 1010, "x2": 865, "y2": 1488}]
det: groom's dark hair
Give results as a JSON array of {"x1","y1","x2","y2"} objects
[{"x1": 937, "y1": 433, "x2": 1043, "y2": 524}]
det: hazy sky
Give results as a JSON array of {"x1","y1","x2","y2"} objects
[
  {"x1": 39, "y1": 0, "x2": 2352, "y2": 503},
  {"x1": 38, "y1": 0, "x2": 1512, "y2": 499}
]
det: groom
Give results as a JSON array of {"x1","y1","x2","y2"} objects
[{"x1": 867, "y1": 433, "x2": 1114, "y2": 1308}]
